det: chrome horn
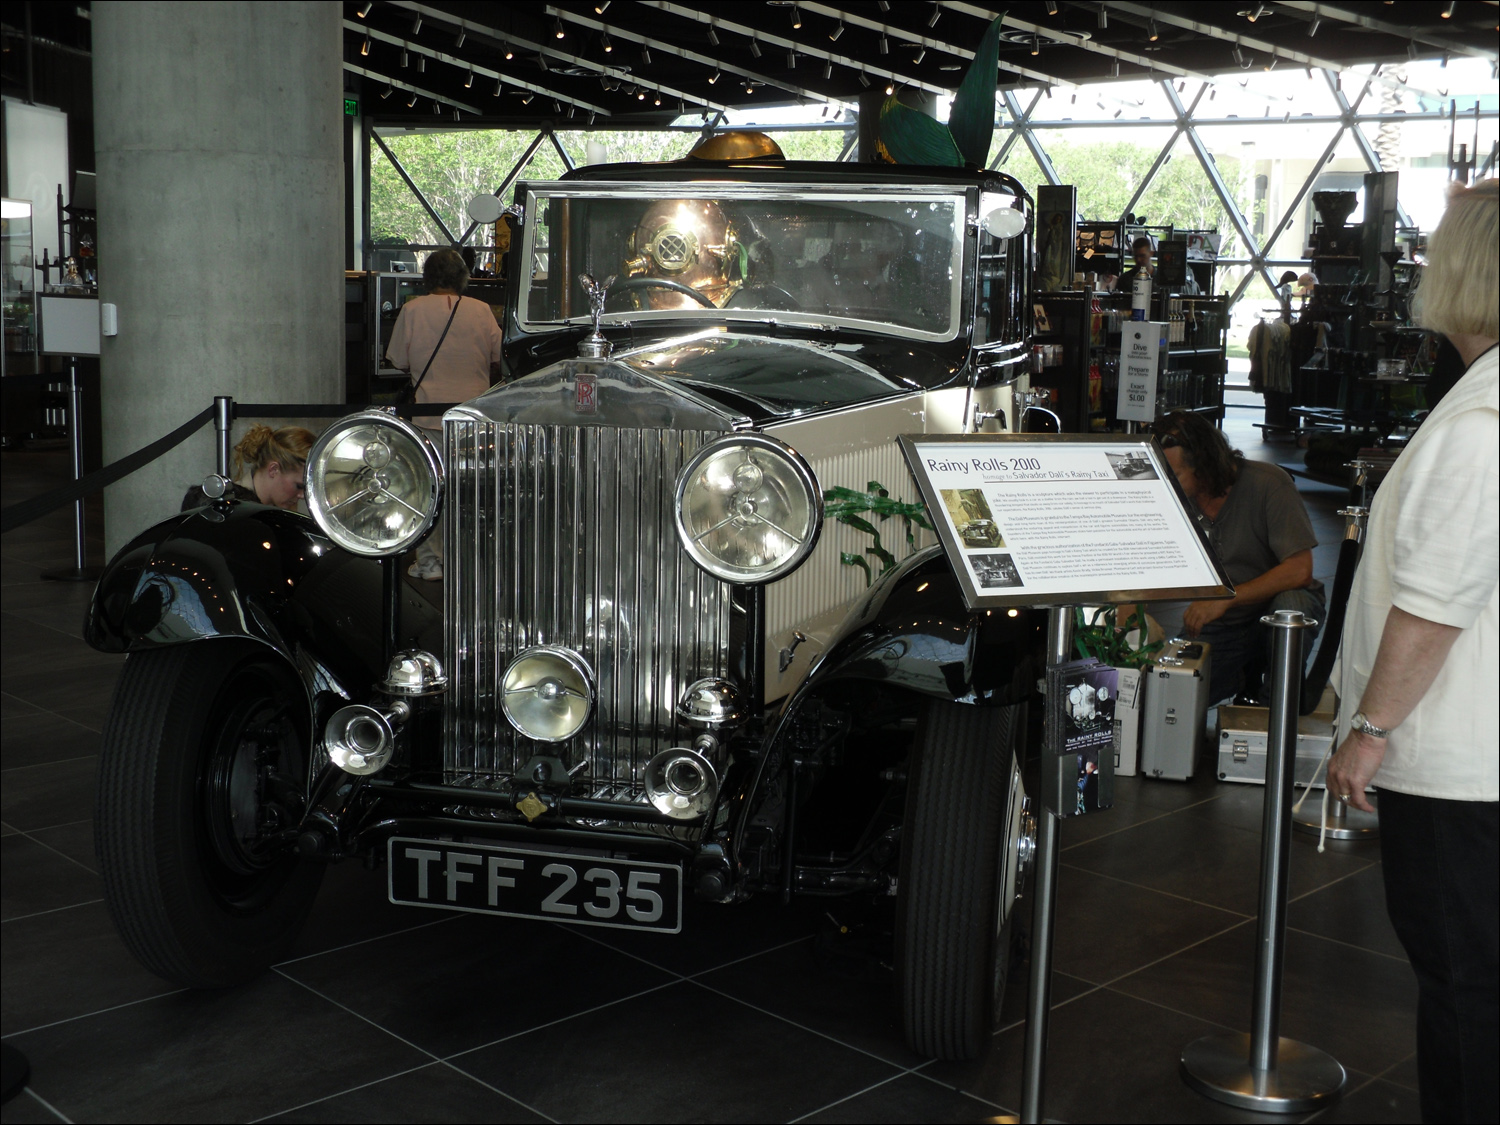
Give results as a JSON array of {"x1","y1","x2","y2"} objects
[
  {"x1": 644, "y1": 747, "x2": 719, "y2": 820},
  {"x1": 323, "y1": 699, "x2": 410, "y2": 776}
]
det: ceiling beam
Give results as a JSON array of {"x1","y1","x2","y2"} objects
[
  {"x1": 545, "y1": 3, "x2": 848, "y2": 108},
  {"x1": 1276, "y1": 2, "x2": 1497, "y2": 63},
  {"x1": 638, "y1": 0, "x2": 951, "y2": 99},
  {"x1": 383, "y1": 0, "x2": 731, "y2": 113},
  {"x1": 343, "y1": 62, "x2": 483, "y2": 116},
  {"x1": 346, "y1": 20, "x2": 612, "y2": 115}
]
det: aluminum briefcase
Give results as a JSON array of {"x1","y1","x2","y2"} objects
[
  {"x1": 1215, "y1": 703, "x2": 1337, "y2": 788},
  {"x1": 1139, "y1": 639, "x2": 1213, "y2": 781}
]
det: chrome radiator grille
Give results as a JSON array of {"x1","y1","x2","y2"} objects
[{"x1": 443, "y1": 420, "x2": 733, "y2": 797}]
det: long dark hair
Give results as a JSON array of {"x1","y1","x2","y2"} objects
[{"x1": 1156, "y1": 411, "x2": 1242, "y2": 498}]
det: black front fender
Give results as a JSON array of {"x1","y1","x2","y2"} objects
[{"x1": 85, "y1": 503, "x2": 442, "y2": 698}]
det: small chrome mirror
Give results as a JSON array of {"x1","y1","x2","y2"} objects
[{"x1": 466, "y1": 193, "x2": 503, "y2": 224}]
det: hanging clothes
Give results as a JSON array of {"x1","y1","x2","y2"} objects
[{"x1": 1249, "y1": 318, "x2": 1293, "y2": 395}]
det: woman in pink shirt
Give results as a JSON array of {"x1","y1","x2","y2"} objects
[{"x1": 386, "y1": 247, "x2": 503, "y2": 580}]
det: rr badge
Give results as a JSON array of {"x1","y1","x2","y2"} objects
[{"x1": 574, "y1": 375, "x2": 598, "y2": 414}]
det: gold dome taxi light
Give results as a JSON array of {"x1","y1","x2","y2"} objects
[
  {"x1": 305, "y1": 411, "x2": 443, "y2": 558},
  {"x1": 674, "y1": 434, "x2": 822, "y2": 585}
]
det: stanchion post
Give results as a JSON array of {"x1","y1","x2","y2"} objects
[
  {"x1": 213, "y1": 396, "x2": 235, "y2": 479},
  {"x1": 41, "y1": 358, "x2": 103, "y2": 582},
  {"x1": 1020, "y1": 605, "x2": 1073, "y2": 1124},
  {"x1": 1180, "y1": 609, "x2": 1345, "y2": 1112}
]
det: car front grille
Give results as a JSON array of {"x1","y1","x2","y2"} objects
[{"x1": 443, "y1": 420, "x2": 733, "y2": 800}]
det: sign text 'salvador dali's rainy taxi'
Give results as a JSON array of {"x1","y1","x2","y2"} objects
[{"x1": 86, "y1": 147, "x2": 1048, "y2": 1060}]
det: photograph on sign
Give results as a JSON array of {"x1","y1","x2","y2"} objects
[{"x1": 898, "y1": 433, "x2": 1232, "y2": 610}]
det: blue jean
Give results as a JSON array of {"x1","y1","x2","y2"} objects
[
  {"x1": 1378, "y1": 789, "x2": 1499, "y2": 1124},
  {"x1": 1196, "y1": 586, "x2": 1325, "y2": 705}
]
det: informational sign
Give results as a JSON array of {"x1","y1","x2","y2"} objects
[
  {"x1": 898, "y1": 433, "x2": 1232, "y2": 610},
  {"x1": 38, "y1": 295, "x2": 100, "y2": 357},
  {"x1": 1116, "y1": 321, "x2": 1165, "y2": 422}
]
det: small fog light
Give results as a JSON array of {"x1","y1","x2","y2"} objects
[{"x1": 501, "y1": 646, "x2": 593, "y2": 742}]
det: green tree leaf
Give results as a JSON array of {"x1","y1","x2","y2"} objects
[{"x1": 949, "y1": 13, "x2": 1007, "y2": 168}]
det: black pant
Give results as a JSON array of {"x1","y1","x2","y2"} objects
[{"x1": 1378, "y1": 789, "x2": 1499, "y2": 1124}]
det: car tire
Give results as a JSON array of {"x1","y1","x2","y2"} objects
[
  {"x1": 897, "y1": 699, "x2": 1024, "y2": 1060},
  {"x1": 95, "y1": 641, "x2": 324, "y2": 988}
]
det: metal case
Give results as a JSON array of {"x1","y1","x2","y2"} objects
[
  {"x1": 1215, "y1": 702, "x2": 1338, "y2": 788},
  {"x1": 1139, "y1": 639, "x2": 1213, "y2": 781}
]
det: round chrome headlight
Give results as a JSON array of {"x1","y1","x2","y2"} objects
[
  {"x1": 674, "y1": 434, "x2": 821, "y2": 584},
  {"x1": 305, "y1": 411, "x2": 442, "y2": 557},
  {"x1": 501, "y1": 646, "x2": 594, "y2": 743}
]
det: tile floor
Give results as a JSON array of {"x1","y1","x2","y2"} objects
[{"x1": 1, "y1": 403, "x2": 1420, "y2": 1123}]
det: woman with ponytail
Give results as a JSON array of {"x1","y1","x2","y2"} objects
[{"x1": 180, "y1": 424, "x2": 316, "y2": 511}]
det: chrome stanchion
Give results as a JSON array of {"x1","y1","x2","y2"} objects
[
  {"x1": 1020, "y1": 605, "x2": 1072, "y2": 1125},
  {"x1": 40, "y1": 358, "x2": 103, "y2": 582},
  {"x1": 1181, "y1": 609, "x2": 1346, "y2": 1112},
  {"x1": 213, "y1": 395, "x2": 234, "y2": 478}
]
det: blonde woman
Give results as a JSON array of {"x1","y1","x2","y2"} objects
[
  {"x1": 181, "y1": 424, "x2": 315, "y2": 512},
  {"x1": 1327, "y1": 179, "x2": 1498, "y2": 1124}
]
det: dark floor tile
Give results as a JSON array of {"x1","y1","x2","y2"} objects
[
  {"x1": 995, "y1": 967, "x2": 1095, "y2": 1029},
  {"x1": 0, "y1": 1089, "x2": 69, "y2": 1124},
  {"x1": 1381, "y1": 1053, "x2": 1418, "y2": 1091},
  {"x1": 280, "y1": 912, "x2": 676, "y2": 1057},
  {"x1": 1055, "y1": 784, "x2": 1188, "y2": 847},
  {"x1": 927, "y1": 986, "x2": 1302, "y2": 1124},
  {"x1": 1051, "y1": 864, "x2": 1248, "y2": 983},
  {"x1": 25, "y1": 819, "x2": 96, "y2": 875},
  {"x1": 0, "y1": 756, "x2": 97, "y2": 833},
  {"x1": 1287, "y1": 864, "x2": 1405, "y2": 961},
  {"x1": 0, "y1": 615, "x2": 121, "y2": 681},
  {"x1": 1, "y1": 900, "x2": 178, "y2": 1037},
  {"x1": 452, "y1": 980, "x2": 900, "y2": 1123},
  {"x1": 261, "y1": 1061, "x2": 548, "y2": 1124},
  {"x1": 1062, "y1": 810, "x2": 1375, "y2": 916},
  {"x1": 1110, "y1": 924, "x2": 1417, "y2": 1077},
  {"x1": 0, "y1": 835, "x2": 101, "y2": 922},
  {"x1": 8, "y1": 973, "x2": 429, "y2": 1124},
  {"x1": 580, "y1": 889, "x2": 825, "y2": 977},
  {"x1": 280, "y1": 860, "x2": 457, "y2": 962},
  {"x1": 800, "y1": 1072, "x2": 1008, "y2": 1123},
  {"x1": 0, "y1": 667, "x2": 117, "y2": 728},
  {"x1": 1311, "y1": 1077, "x2": 1423, "y2": 1124},
  {"x1": 0, "y1": 710, "x2": 101, "y2": 770},
  {"x1": 0, "y1": 693, "x2": 43, "y2": 720}
]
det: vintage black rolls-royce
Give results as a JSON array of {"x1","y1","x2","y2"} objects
[{"x1": 87, "y1": 149, "x2": 1046, "y2": 1060}]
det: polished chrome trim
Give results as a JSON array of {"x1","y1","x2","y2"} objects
[
  {"x1": 305, "y1": 410, "x2": 443, "y2": 558},
  {"x1": 500, "y1": 645, "x2": 595, "y2": 743}
]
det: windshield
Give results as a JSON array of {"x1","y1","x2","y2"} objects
[{"x1": 519, "y1": 186, "x2": 966, "y2": 341}]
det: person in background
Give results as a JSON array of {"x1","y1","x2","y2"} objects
[
  {"x1": 1325, "y1": 178, "x2": 1498, "y2": 1125},
  {"x1": 1146, "y1": 410, "x2": 1324, "y2": 704},
  {"x1": 386, "y1": 247, "x2": 503, "y2": 581},
  {"x1": 181, "y1": 424, "x2": 313, "y2": 512},
  {"x1": 1116, "y1": 235, "x2": 1154, "y2": 293}
]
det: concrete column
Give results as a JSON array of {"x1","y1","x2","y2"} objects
[{"x1": 93, "y1": 1, "x2": 342, "y2": 554}]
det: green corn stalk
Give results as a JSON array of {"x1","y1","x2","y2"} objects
[
  {"x1": 823, "y1": 481, "x2": 935, "y2": 587},
  {"x1": 1072, "y1": 606, "x2": 1165, "y2": 669}
]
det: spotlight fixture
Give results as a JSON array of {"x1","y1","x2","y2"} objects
[
  {"x1": 417, "y1": 55, "x2": 426, "y2": 73},
  {"x1": 381, "y1": 83, "x2": 393, "y2": 99},
  {"x1": 431, "y1": 101, "x2": 440, "y2": 114},
  {"x1": 596, "y1": 1, "x2": 610, "y2": 12},
  {"x1": 464, "y1": 68, "x2": 474, "y2": 88},
  {"x1": 602, "y1": 30, "x2": 612, "y2": 52},
  {"x1": 504, "y1": 43, "x2": 514, "y2": 60},
  {"x1": 554, "y1": 18, "x2": 565, "y2": 39},
  {"x1": 791, "y1": 6, "x2": 802, "y2": 30},
  {"x1": 407, "y1": 92, "x2": 418, "y2": 107},
  {"x1": 1111, "y1": 58, "x2": 1120, "y2": 76},
  {"x1": 521, "y1": 93, "x2": 534, "y2": 105},
  {"x1": 708, "y1": 69, "x2": 720, "y2": 84},
  {"x1": 493, "y1": 77, "x2": 502, "y2": 96},
  {"x1": 400, "y1": 45, "x2": 409, "y2": 67},
  {"x1": 1046, "y1": 0, "x2": 1057, "y2": 13},
  {"x1": 1029, "y1": 37, "x2": 1039, "y2": 56},
  {"x1": 361, "y1": 32, "x2": 370, "y2": 56},
  {"x1": 1176, "y1": 79, "x2": 1185, "y2": 91},
  {"x1": 1148, "y1": 19, "x2": 1158, "y2": 42},
  {"x1": 1265, "y1": 57, "x2": 1278, "y2": 70},
  {"x1": 1232, "y1": 44, "x2": 1245, "y2": 66},
  {"x1": 639, "y1": 44, "x2": 651, "y2": 63},
  {"x1": 1307, "y1": 15, "x2": 1321, "y2": 36},
  {"x1": 538, "y1": 53, "x2": 548, "y2": 71},
  {"x1": 928, "y1": 5, "x2": 941, "y2": 28},
  {"x1": 654, "y1": 91, "x2": 662, "y2": 105},
  {"x1": 879, "y1": 1, "x2": 890, "y2": 9},
  {"x1": 1210, "y1": 86, "x2": 1217, "y2": 100},
  {"x1": 859, "y1": 71, "x2": 870, "y2": 86},
  {"x1": 357, "y1": 1, "x2": 372, "y2": 17},
  {"x1": 1407, "y1": 39, "x2": 1418, "y2": 60},
  {"x1": 1099, "y1": 8, "x2": 1107, "y2": 29},
  {"x1": 708, "y1": 25, "x2": 719, "y2": 46},
  {"x1": 1248, "y1": 4, "x2": 1265, "y2": 21},
  {"x1": 750, "y1": 37, "x2": 761, "y2": 58},
  {"x1": 411, "y1": 13, "x2": 421, "y2": 35},
  {"x1": 637, "y1": 88, "x2": 645, "y2": 99},
  {"x1": 455, "y1": 26, "x2": 466, "y2": 48},
  {"x1": 830, "y1": 20, "x2": 844, "y2": 41},
  {"x1": 1441, "y1": 49, "x2": 1450, "y2": 68},
  {"x1": 913, "y1": 46, "x2": 926, "y2": 64},
  {"x1": 823, "y1": 59, "x2": 833, "y2": 78},
  {"x1": 885, "y1": 79, "x2": 895, "y2": 95},
  {"x1": 1442, "y1": 0, "x2": 1455, "y2": 16},
  {"x1": 880, "y1": 35, "x2": 889, "y2": 55},
  {"x1": 788, "y1": 49, "x2": 796, "y2": 68},
  {"x1": 1113, "y1": 109, "x2": 1122, "y2": 118}
]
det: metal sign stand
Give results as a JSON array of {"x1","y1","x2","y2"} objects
[
  {"x1": 1019, "y1": 605, "x2": 1073, "y2": 1124},
  {"x1": 40, "y1": 358, "x2": 103, "y2": 582},
  {"x1": 1181, "y1": 610, "x2": 1346, "y2": 1113}
]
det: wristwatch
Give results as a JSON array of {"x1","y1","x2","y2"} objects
[{"x1": 1350, "y1": 711, "x2": 1392, "y2": 739}]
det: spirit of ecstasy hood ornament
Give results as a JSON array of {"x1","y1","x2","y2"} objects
[{"x1": 577, "y1": 273, "x2": 616, "y2": 358}]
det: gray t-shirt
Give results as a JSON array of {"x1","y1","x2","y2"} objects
[{"x1": 1152, "y1": 458, "x2": 1321, "y2": 630}]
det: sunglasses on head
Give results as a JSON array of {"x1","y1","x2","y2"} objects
[{"x1": 1157, "y1": 433, "x2": 1182, "y2": 449}]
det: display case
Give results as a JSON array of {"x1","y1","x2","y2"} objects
[{"x1": 3, "y1": 198, "x2": 38, "y2": 376}]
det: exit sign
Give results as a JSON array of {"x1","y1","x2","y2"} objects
[{"x1": 344, "y1": 97, "x2": 359, "y2": 117}]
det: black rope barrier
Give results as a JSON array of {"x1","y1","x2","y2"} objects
[{"x1": 0, "y1": 400, "x2": 459, "y2": 535}]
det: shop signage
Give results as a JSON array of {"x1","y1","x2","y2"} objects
[
  {"x1": 1116, "y1": 321, "x2": 1165, "y2": 423},
  {"x1": 899, "y1": 432, "x2": 1232, "y2": 610}
]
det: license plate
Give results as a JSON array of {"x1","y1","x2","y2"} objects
[{"x1": 386, "y1": 837, "x2": 682, "y2": 933}]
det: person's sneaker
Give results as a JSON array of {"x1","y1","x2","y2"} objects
[{"x1": 407, "y1": 556, "x2": 443, "y2": 581}]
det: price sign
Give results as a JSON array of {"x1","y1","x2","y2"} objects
[{"x1": 1116, "y1": 321, "x2": 1165, "y2": 423}]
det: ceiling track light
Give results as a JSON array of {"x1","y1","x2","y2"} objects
[
  {"x1": 1307, "y1": 15, "x2": 1321, "y2": 36},
  {"x1": 788, "y1": 49, "x2": 797, "y2": 68},
  {"x1": 596, "y1": 1, "x2": 610, "y2": 12},
  {"x1": 1442, "y1": 1, "x2": 1455, "y2": 16},
  {"x1": 538, "y1": 53, "x2": 548, "y2": 71},
  {"x1": 554, "y1": 17, "x2": 565, "y2": 39},
  {"x1": 1047, "y1": 0, "x2": 1058, "y2": 12},
  {"x1": 381, "y1": 83, "x2": 393, "y2": 98},
  {"x1": 357, "y1": 2, "x2": 372, "y2": 17},
  {"x1": 885, "y1": 78, "x2": 896, "y2": 95},
  {"x1": 641, "y1": 45, "x2": 651, "y2": 63},
  {"x1": 504, "y1": 43, "x2": 514, "y2": 60},
  {"x1": 880, "y1": 34, "x2": 889, "y2": 55},
  {"x1": 602, "y1": 29, "x2": 612, "y2": 52},
  {"x1": 554, "y1": 100, "x2": 563, "y2": 113},
  {"x1": 400, "y1": 45, "x2": 409, "y2": 68},
  {"x1": 859, "y1": 71, "x2": 870, "y2": 86},
  {"x1": 1248, "y1": 3, "x2": 1265, "y2": 22},
  {"x1": 1029, "y1": 37, "x2": 1039, "y2": 57},
  {"x1": 522, "y1": 92, "x2": 535, "y2": 104},
  {"x1": 360, "y1": 32, "x2": 370, "y2": 56},
  {"x1": 913, "y1": 45, "x2": 927, "y2": 63},
  {"x1": 455, "y1": 26, "x2": 466, "y2": 48},
  {"x1": 464, "y1": 68, "x2": 474, "y2": 88},
  {"x1": 928, "y1": 5, "x2": 941, "y2": 28},
  {"x1": 1407, "y1": 39, "x2": 1419, "y2": 60},
  {"x1": 823, "y1": 58, "x2": 833, "y2": 78},
  {"x1": 1111, "y1": 58, "x2": 1120, "y2": 76},
  {"x1": 708, "y1": 68, "x2": 720, "y2": 84},
  {"x1": 879, "y1": 1, "x2": 890, "y2": 9},
  {"x1": 1232, "y1": 44, "x2": 1246, "y2": 66},
  {"x1": 1441, "y1": 49, "x2": 1450, "y2": 68},
  {"x1": 830, "y1": 20, "x2": 844, "y2": 41},
  {"x1": 791, "y1": 6, "x2": 802, "y2": 30},
  {"x1": 1265, "y1": 56, "x2": 1278, "y2": 71},
  {"x1": 407, "y1": 92, "x2": 418, "y2": 107},
  {"x1": 708, "y1": 25, "x2": 719, "y2": 46},
  {"x1": 493, "y1": 77, "x2": 502, "y2": 95},
  {"x1": 417, "y1": 55, "x2": 426, "y2": 73},
  {"x1": 750, "y1": 37, "x2": 761, "y2": 58},
  {"x1": 1099, "y1": 7, "x2": 1108, "y2": 30},
  {"x1": 411, "y1": 13, "x2": 421, "y2": 35},
  {"x1": 1148, "y1": 18, "x2": 1158, "y2": 42},
  {"x1": 655, "y1": 91, "x2": 663, "y2": 105}
]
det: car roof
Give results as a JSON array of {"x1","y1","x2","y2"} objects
[{"x1": 560, "y1": 160, "x2": 1027, "y2": 198}]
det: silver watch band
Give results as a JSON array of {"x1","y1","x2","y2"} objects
[{"x1": 1351, "y1": 710, "x2": 1392, "y2": 739}]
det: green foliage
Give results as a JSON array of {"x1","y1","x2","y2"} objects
[
  {"x1": 1072, "y1": 606, "x2": 1164, "y2": 669},
  {"x1": 824, "y1": 481, "x2": 935, "y2": 587},
  {"x1": 878, "y1": 98, "x2": 964, "y2": 166},
  {"x1": 949, "y1": 14, "x2": 1007, "y2": 167}
]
